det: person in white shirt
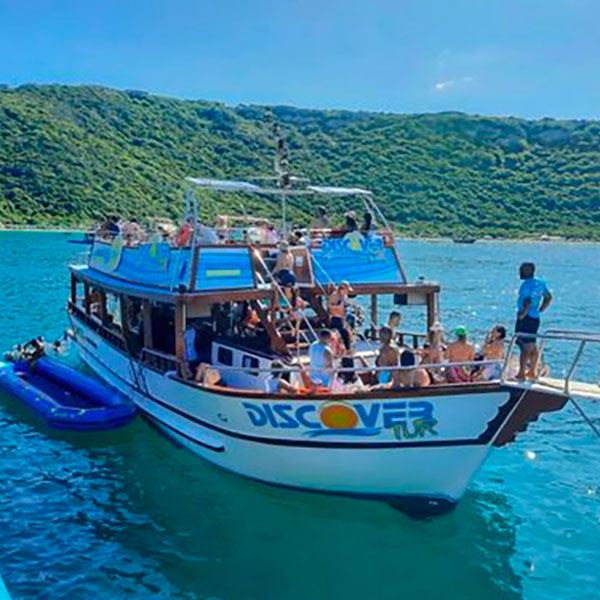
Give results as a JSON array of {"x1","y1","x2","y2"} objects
[{"x1": 309, "y1": 329, "x2": 334, "y2": 388}]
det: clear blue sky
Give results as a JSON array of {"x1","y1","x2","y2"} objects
[{"x1": 1, "y1": 0, "x2": 599, "y2": 119}]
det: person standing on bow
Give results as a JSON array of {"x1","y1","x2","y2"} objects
[{"x1": 515, "y1": 262, "x2": 553, "y2": 380}]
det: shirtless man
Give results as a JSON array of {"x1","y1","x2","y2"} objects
[
  {"x1": 328, "y1": 281, "x2": 352, "y2": 350},
  {"x1": 375, "y1": 326, "x2": 399, "y2": 385},
  {"x1": 446, "y1": 326, "x2": 476, "y2": 383},
  {"x1": 273, "y1": 241, "x2": 296, "y2": 286},
  {"x1": 420, "y1": 322, "x2": 446, "y2": 383}
]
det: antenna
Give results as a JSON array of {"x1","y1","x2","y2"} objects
[{"x1": 267, "y1": 111, "x2": 293, "y2": 231}]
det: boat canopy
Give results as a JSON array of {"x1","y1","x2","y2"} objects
[
  {"x1": 185, "y1": 177, "x2": 373, "y2": 197},
  {"x1": 306, "y1": 185, "x2": 372, "y2": 197}
]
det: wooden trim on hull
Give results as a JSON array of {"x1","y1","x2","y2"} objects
[{"x1": 493, "y1": 388, "x2": 568, "y2": 447}]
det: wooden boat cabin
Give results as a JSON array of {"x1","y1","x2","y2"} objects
[{"x1": 68, "y1": 183, "x2": 441, "y2": 393}]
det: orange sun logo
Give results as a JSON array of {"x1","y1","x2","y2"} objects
[{"x1": 319, "y1": 402, "x2": 359, "y2": 429}]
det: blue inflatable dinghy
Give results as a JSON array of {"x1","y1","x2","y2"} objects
[{"x1": 0, "y1": 357, "x2": 136, "y2": 430}]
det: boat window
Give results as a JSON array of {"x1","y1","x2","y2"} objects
[
  {"x1": 242, "y1": 355, "x2": 259, "y2": 376},
  {"x1": 217, "y1": 347, "x2": 233, "y2": 366},
  {"x1": 151, "y1": 303, "x2": 175, "y2": 355},
  {"x1": 105, "y1": 293, "x2": 122, "y2": 330}
]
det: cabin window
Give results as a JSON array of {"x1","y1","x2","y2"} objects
[
  {"x1": 151, "y1": 303, "x2": 175, "y2": 355},
  {"x1": 217, "y1": 347, "x2": 233, "y2": 366},
  {"x1": 242, "y1": 355, "x2": 259, "y2": 376},
  {"x1": 104, "y1": 293, "x2": 122, "y2": 330}
]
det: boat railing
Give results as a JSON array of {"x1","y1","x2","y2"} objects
[
  {"x1": 307, "y1": 227, "x2": 395, "y2": 248},
  {"x1": 69, "y1": 302, "x2": 127, "y2": 352},
  {"x1": 502, "y1": 329, "x2": 600, "y2": 395},
  {"x1": 184, "y1": 359, "x2": 503, "y2": 389},
  {"x1": 141, "y1": 348, "x2": 180, "y2": 374},
  {"x1": 251, "y1": 249, "x2": 319, "y2": 353}
]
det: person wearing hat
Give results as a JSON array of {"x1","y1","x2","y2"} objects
[
  {"x1": 446, "y1": 326, "x2": 476, "y2": 383},
  {"x1": 328, "y1": 281, "x2": 353, "y2": 350},
  {"x1": 273, "y1": 240, "x2": 296, "y2": 286}
]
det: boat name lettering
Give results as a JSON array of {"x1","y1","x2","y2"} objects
[
  {"x1": 321, "y1": 234, "x2": 384, "y2": 257},
  {"x1": 242, "y1": 400, "x2": 438, "y2": 439}
]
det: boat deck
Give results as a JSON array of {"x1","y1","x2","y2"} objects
[
  {"x1": 506, "y1": 377, "x2": 600, "y2": 401},
  {"x1": 538, "y1": 377, "x2": 600, "y2": 400}
]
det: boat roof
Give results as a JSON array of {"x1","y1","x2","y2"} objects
[
  {"x1": 70, "y1": 264, "x2": 273, "y2": 304},
  {"x1": 186, "y1": 177, "x2": 372, "y2": 197}
]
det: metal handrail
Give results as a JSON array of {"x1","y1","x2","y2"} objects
[
  {"x1": 189, "y1": 358, "x2": 502, "y2": 376},
  {"x1": 251, "y1": 249, "x2": 318, "y2": 345},
  {"x1": 502, "y1": 330, "x2": 600, "y2": 394}
]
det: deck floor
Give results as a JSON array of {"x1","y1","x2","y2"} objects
[{"x1": 537, "y1": 377, "x2": 600, "y2": 400}]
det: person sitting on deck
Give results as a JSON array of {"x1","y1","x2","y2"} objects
[
  {"x1": 474, "y1": 325, "x2": 506, "y2": 381},
  {"x1": 309, "y1": 329, "x2": 335, "y2": 388},
  {"x1": 273, "y1": 241, "x2": 296, "y2": 286},
  {"x1": 265, "y1": 361, "x2": 298, "y2": 394},
  {"x1": 183, "y1": 321, "x2": 213, "y2": 380},
  {"x1": 360, "y1": 211, "x2": 375, "y2": 234},
  {"x1": 392, "y1": 349, "x2": 431, "y2": 388},
  {"x1": 342, "y1": 211, "x2": 358, "y2": 233},
  {"x1": 195, "y1": 363, "x2": 224, "y2": 387},
  {"x1": 175, "y1": 218, "x2": 193, "y2": 247},
  {"x1": 97, "y1": 215, "x2": 120, "y2": 239},
  {"x1": 122, "y1": 218, "x2": 144, "y2": 245},
  {"x1": 446, "y1": 326, "x2": 476, "y2": 383},
  {"x1": 328, "y1": 281, "x2": 353, "y2": 351},
  {"x1": 195, "y1": 219, "x2": 219, "y2": 245},
  {"x1": 265, "y1": 223, "x2": 280, "y2": 245},
  {"x1": 419, "y1": 321, "x2": 447, "y2": 383},
  {"x1": 290, "y1": 229, "x2": 307, "y2": 246},
  {"x1": 312, "y1": 206, "x2": 330, "y2": 230},
  {"x1": 375, "y1": 326, "x2": 400, "y2": 385}
]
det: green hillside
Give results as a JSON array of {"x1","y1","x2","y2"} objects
[{"x1": 1, "y1": 84, "x2": 599, "y2": 239}]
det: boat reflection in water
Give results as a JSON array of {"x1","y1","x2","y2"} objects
[{"x1": 95, "y1": 419, "x2": 524, "y2": 600}]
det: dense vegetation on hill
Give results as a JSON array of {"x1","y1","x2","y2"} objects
[{"x1": 1, "y1": 84, "x2": 599, "y2": 238}]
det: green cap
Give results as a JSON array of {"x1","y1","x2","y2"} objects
[{"x1": 454, "y1": 326, "x2": 468, "y2": 337}]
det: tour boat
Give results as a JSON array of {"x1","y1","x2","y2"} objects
[{"x1": 66, "y1": 176, "x2": 600, "y2": 516}]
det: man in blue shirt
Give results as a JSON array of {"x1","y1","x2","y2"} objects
[{"x1": 515, "y1": 262, "x2": 553, "y2": 379}]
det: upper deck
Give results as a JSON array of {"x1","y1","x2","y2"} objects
[{"x1": 71, "y1": 177, "x2": 439, "y2": 304}]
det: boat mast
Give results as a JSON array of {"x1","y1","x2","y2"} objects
[{"x1": 269, "y1": 112, "x2": 292, "y2": 232}]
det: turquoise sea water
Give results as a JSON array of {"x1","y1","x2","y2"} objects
[{"x1": 0, "y1": 232, "x2": 599, "y2": 600}]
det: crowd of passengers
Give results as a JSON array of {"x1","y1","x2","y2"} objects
[
  {"x1": 181, "y1": 276, "x2": 509, "y2": 393},
  {"x1": 263, "y1": 318, "x2": 508, "y2": 395},
  {"x1": 95, "y1": 206, "x2": 378, "y2": 249}
]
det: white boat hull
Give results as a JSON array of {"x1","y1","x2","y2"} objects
[{"x1": 70, "y1": 315, "x2": 556, "y2": 514}]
